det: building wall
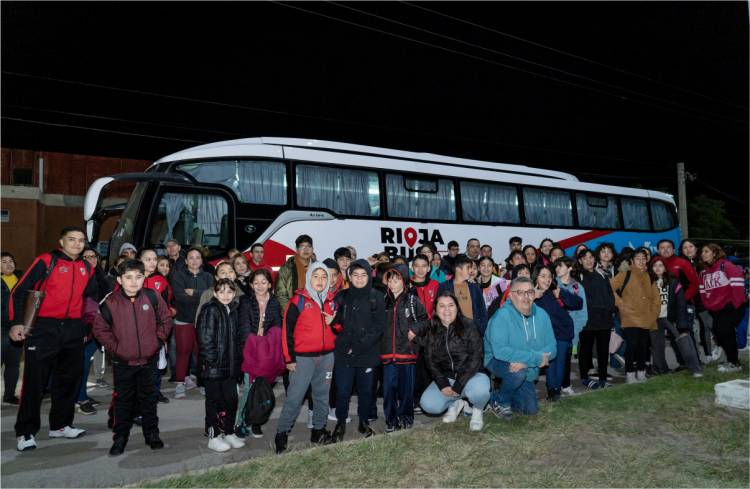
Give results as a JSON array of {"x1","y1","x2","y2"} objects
[{"x1": 1, "y1": 148, "x2": 150, "y2": 269}]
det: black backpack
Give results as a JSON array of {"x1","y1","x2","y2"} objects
[{"x1": 244, "y1": 377, "x2": 275, "y2": 426}]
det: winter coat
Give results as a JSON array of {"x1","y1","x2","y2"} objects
[
  {"x1": 656, "y1": 278, "x2": 690, "y2": 331},
  {"x1": 92, "y1": 288, "x2": 173, "y2": 366},
  {"x1": 282, "y1": 288, "x2": 337, "y2": 363},
  {"x1": 484, "y1": 302, "x2": 557, "y2": 382},
  {"x1": 437, "y1": 280, "x2": 488, "y2": 335},
  {"x1": 196, "y1": 286, "x2": 244, "y2": 323},
  {"x1": 382, "y1": 285, "x2": 429, "y2": 364},
  {"x1": 424, "y1": 320, "x2": 484, "y2": 395},
  {"x1": 578, "y1": 269, "x2": 616, "y2": 331},
  {"x1": 276, "y1": 256, "x2": 299, "y2": 311},
  {"x1": 238, "y1": 293, "x2": 283, "y2": 345},
  {"x1": 699, "y1": 258, "x2": 747, "y2": 312},
  {"x1": 611, "y1": 268, "x2": 660, "y2": 330},
  {"x1": 332, "y1": 259, "x2": 385, "y2": 368},
  {"x1": 196, "y1": 298, "x2": 242, "y2": 380},
  {"x1": 144, "y1": 272, "x2": 173, "y2": 307},
  {"x1": 662, "y1": 255, "x2": 700, "y2": 303},
  {"x1": 534, "y1": 288, "x2": 582, "y2": 342},
  {"x1": 171, "y1": 267, "x2": 213, "y2": 323}
]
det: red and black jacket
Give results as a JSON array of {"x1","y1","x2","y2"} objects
[
  {"x1": 412, "y1": 277, "x2": 439, "y2": 319},
  {"x1": 144, "y1": 272, "x2": 173, "y2": 306},
  {"x1": 282, "y1": 288, "x2": 337, "y2": 363},
  {"x1": 381, "y1": 287, "x2": 429, "y2": 365},
  {"x1": 92, "y1": 288, "x2": 173, "y2": 366},
  {"x1": 10, "y1": 249, "x2": 96, "y2": 323}
]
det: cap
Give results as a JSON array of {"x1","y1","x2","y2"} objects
[{"x1": 118, "y1": 242, "x2": 137, "y2": 255}]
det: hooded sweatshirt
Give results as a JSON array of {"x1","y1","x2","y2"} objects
[
  {"x1": 699, "y1": 258, "x2": 747, "y2": 312},
  {"x1": 332, "y1": 259, "x2": 385, "y2": 368},
  {"x1": 483, "y1": 301, "x2": 557, "y2": 382}
]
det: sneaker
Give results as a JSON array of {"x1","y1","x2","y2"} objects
[
  {"x1": 175, "y1": 383, "x2": 186, "y2": 399},
  {"x1": 692, "y1": 372, "x2": 704, "y2": 378},
  {"x1": 626, "y1": 372, "x2": 638, "y2": 384},
  {"x1": 442, "y1": 399, "x2": 465, "y2": 423},
  {"x1": 469, "y1": 407, "x2": 484, "y2": 431},
  {"x1": 274, "y1": 432, "x2": 288, "y2": 454},
  {"x1": 561, "y1": 386, "x2": 576, "y2": 396},
  {"x1": 462, "y1": 405, "x2": 473, "y2": 416},
  {"x1": 306, "y1": 409, "x2": 314, "y2": 429},
  {"x1": 95, "y1": 378, "x2": 110, "y2": 389},
  {"x1": 413, "y1": 406, "x2": 423, "y2": 415},
  {"x1": 719, "y1": 363, "x2": 742, "y2": 373},
  {"x1": 598, "y1": 381, "x2": 614, "y2": 389},
  {"x1": 327, "y1": 407, "x2": 352, "y2": 423},
  {"x1": 76, "y1": 400, "x2": 97, "y2": 415},
  {"x1": 489, "y1": 402, "x2": 512, "y2": 421},
  {"x1": 109, "y1": 436, "x2": 127, "y2": 456},
  {"x1": 145, "y1": 434, "x2": 164, "y2": 450},
  {"x1": 3, "y1": 396, "x2": 20, "y2": 405},
  {"x1": 546, "y1": 390, "x2": 561, "y2": 402},
  {"x1": 185, "y1": 376, "x2": 197, "y2": 391},
  {"x1": 250, "y1": 424, "x2": 263, "y2": 439},
  {"x1": 208, "y1": 435, "x2": 231, "y2": 453},
  {"x1": 17, "y1": 434, "x2": 36, "y2": 451},
  {"x1": 157, "y1": 392, "x2": 170, "y2": 404},
  {"x1": 49, "y1": 426, "x2": 86, "y2": 439},
  {"x1": 224, "y1": 434, "x2": 246, "y2": 449},
  {"x1": 636, "y1": 370, "x2": 647, "y2": 383},
  {"x1": 582, "y1": 379, "x2": 600, "y2": 390},
  {"x1": 711, "y1": 346, "x2": 724, "y2": 362},
  {"x1": 86, "y1": 397, "x2": 102, "y2": 407},
  {"x1": 310, "y1": 428, "x2": 333, "y2": 445},
  {"x1": 199, "y1": 387, "x2": 206, "y2": 396},
  {"x1": 385, "y1": 423, "x2": 400, "y2": 433}
]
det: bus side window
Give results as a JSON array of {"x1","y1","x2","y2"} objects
[{"x1": 621, "y1": 197, "x2": 651, "y2": 230}]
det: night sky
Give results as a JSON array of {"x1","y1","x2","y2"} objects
[{"x1": 2, "y1": 2, "x2": 748, "y2": 228}]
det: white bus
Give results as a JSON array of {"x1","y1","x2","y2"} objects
[{"x1": 84, "y1": 137, "x2": 681, "y2": 268}]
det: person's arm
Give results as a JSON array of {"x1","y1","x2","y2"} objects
[
  {"x1": 9, "y1": 255, "x2": 47, "y2": 325},
  {"x1": 410, "y1": 297, "x2": 430, "y2": 337},
  {"x1": 471, "y1": 284, "x2": 488, "y2": 335},
  {"x1": 196, "y1": 306, "x2": 219, "y2": 367},
  {"x1": 682, "y1": 260, "x2": 700, "y2": 302},
  {"x1": 92, "y1": 301, "x2": 119, "y2": 355},
  {"x1": 453, "y1": 325, "x2": 483, "y2": 394},
  {"x1": 725, "y1": 261, "x2": 749, "y2": 308},
  {"x1": 155, "y1": 292, "x2": 173, "y2": 342},
  {"x1": 559, "y1": 287, "x2": 583, "y2": 311}
]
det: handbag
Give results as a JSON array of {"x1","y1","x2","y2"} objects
[
  {"x1": 609, "y1": 330, "x2": 624, "y2": 354},
  {"x1": 20, "y1": 255, "x2": 58, "y2": 336}
]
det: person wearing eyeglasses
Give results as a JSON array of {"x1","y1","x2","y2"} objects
[{"x1": 483, "y1": 276, "x2": 556, "y2": 420}]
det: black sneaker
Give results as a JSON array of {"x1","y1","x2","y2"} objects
[
  {"x1": 250, "y1": 424, "x2": 263, "y2": 439},
  {"x1": 145, "y1": 434, "x2": 164, "y2": 450},
  {"x1": 385, "y1": 423, "x2": 400, "y2": 433},
  {"x1": 489, "y1": 402, "x2": 512, "y2": 421},
  {"x1": 109, "y1": 437, "x2": 128, "y2": 456},
  {"x1": 86, "y1": 397, "x2": 102, "y2": 407},
  {"x1": 310, "y1": 428, "x2": 332, "y2": 445},
  {"x1": 132, "y1": 416, "x2": 143, "y2": 426},
  {"x1": 274, "y1": 432, "x2": 288, "y2": 454},
  {"x1": 77, "y1": 400, "x2": 97, "y2": 415},
  {"x1": 157, "y1": 392, "x2": 170, "y2": 404},
  {"x1": 357, "y1": 421, "x2": 374, "y2": 438},
  {"x1": 332, "y1": 422, "x2": 346, "y2": 442}
]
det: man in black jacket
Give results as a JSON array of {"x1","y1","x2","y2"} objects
[{"x1": 330, "y1": 259, "x2": 385, "y2": 441}]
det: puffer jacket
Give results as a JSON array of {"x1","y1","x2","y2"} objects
[
  {"x1": 196, "y1": 298, "x2": 242, "y2": 381},
  {"x1": 282, "y1": 288, "x2": 337, "y2": 363},
  {"x1": 276, "y1": 256, "x2": 299, "y2": 311},
  {"x1": 611, "y1": 268, "x2": 660, "y2": 330},
  {"x1": 92, "y1": 288, "x2": 173, "y2": 366},
  {"x1": 423, "y1": 320, "x2": 483, "y2": 395},
  {"x1": 238, "y1": 293, "x2": 283, "y2": 345},
  {"x1": 382, "y1": 267, "x2": 430, "y2": 364}
]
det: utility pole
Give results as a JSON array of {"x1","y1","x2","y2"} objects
[{"x1": 677, "y1": 162, "x2": 689, "y2": 239}]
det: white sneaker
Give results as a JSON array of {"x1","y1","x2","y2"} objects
[
  {"x1": 711, "y1": 347, "x2": 724, "y2": 363},
  {"x1": 442, "y1": 399, "x2": 465, "y2": 423},
  {"x1": 692, "y1": 372, "x2": 704, "y2": 378},
  {"x1": 207, "y1": 436, "x2": 231, "y2": 453},
  {"x1": 469, "y1": 407, "x2": 484, "y2": 431},
  {"x1": 626, "y1": 372, "x2": 638, "y2": 384},
  {"x1": 199, "y1": 387, "x2": 206, "y2": 396},
  {"x1": 636, "y1": 370, "x2": 647, "y2": 383},
  {"x1": 307, "y1": 409, "x2": 314, "y2": 429},
  {"x1": 561, "y1": 386, "x2": 576, "y2": 396},
  {"x1": 174, "y1": 383, "x2": 186, "y2": 399},
  {"x1": 327, "y1": 408, "x2": 351, "y2": 423},
  {"x1": 719, "y1": 363, "x2": 742, "y2": 373},
  {"x1": 185, "y1": 376, "x2": 197, "y2": 390},
  {"x1": 224, "y1": 434, "x2": 246, "y2": 449},
  {"x1": 17, "y1": 434, "x2": 36, "y2": 451},
  {"x1": 49, "y1": 426, "x2": 86, "y2": 439}
]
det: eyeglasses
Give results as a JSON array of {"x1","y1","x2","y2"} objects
[
  {"x1": 511, "y1": 289, "x2": 535, "y2": 298},
  {"x1": 83, "y1": 254, "x2": 97, "y2": 260}
]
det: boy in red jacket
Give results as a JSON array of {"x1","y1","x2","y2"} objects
[{"x1": 93, "y1": 260, "x2": 173, "y2": 456}]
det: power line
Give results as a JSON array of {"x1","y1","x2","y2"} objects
[
  {"x1": 270, "y1": 2, "x2": 746, "y2": 128},
  {"x1": 400, "y1": 1, "x2": 749, "y2": 112},
  {"x1": 1, "y1": 116, "x2": 208, "y2": 143},
  {"x1": 3, "y1": 104, "x2": 244, "y2": 137},
  {"x1": 330, "y1": 1, "x2": 746, "y2": 125}
]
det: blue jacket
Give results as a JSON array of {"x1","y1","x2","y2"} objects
[
  {"x1": 483, "y1": 302, "x2": 557, "y2": 382},
  {"x1": 437, "y1": 280, "x2": 488, "y2": 335},
  {"x1": 534, "y1": 288, "x2": 583, "y2": 342},
  {"x1": 557, "y1": 278, "x2": 588, "y2": 345}
]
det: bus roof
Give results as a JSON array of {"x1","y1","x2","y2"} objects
[{"x1": 153, "y1": 137, "x2": 674, "y2": 203}]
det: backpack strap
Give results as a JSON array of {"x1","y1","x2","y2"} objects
[
  {"x1": 35, "y1": 254, "x2": 59, "y2": 293},
  {"x1": 616, "y1": 270, "x2": 631, "y2": 298},
  {"x1": 142, "y1": 288, "x2": 160, "y2": 317}
]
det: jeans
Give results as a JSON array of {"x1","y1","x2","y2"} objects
[
  {"x1": 77, "y1": 340, "x2": 98, "y2": 403},
  {"x1": 420, "y1": 373, "x2": 490, "y2": 414},
  {"x1": 546, "y1": 340, "x2": 571, "y2": 392},
  {"x1": 486, "y1": 359, "x2": 538, "y2": 414},
  {"x1": 334, "y1": 364, "x2": 374, "y2": 424},
  {"x1": 383, "y1": 363, "x2": 415, "y2": 426},
  {"x1": 276, "y1": 353, "x2": 334, "y2": 434}
]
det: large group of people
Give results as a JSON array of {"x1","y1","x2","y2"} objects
[{"x1": 2, "y1": 227, "x2": 748, "y2": 456}]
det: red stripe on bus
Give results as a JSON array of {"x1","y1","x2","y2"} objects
[{"x1": 557, "y1": 230, "x2": 614, "y2": 250}]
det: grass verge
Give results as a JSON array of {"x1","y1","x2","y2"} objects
[{"x1": 141, "y1": 365, "x2": 749, "y2": 488}]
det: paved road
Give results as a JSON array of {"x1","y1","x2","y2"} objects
[{"x1": 2, "y1": 344, "x2": 701, "y2": 488}]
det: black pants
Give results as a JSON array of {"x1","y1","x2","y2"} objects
[
  {"x1": 623, "y1": 327, "x2": 650, "y2": 373},
  {"x1": 712, "y1": 305, "x2": 743, "y2": 365},
  {"x1": 205, "y1": 378, "x2": 238, "y2": 436},
  {"x1": 113, "y1": 358, "x2": 159, "y2": 440},
  {"x1": 414, "y1": 347, "x2": 431, "y2": 407},
  {"x1": 2, "y1": 334, "x2": 22, "y2": 400},
  {"x1": 579, "y1": 329, "x2": 610, "y2": 382},
  {"x1": 15, "y1": 319, "x2": 84, "y2": 437},
  {"x1": 334, "y1": 364, "x2": 374, "y2": 423}
]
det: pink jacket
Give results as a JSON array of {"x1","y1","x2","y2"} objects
[{"x1": 699, "y1": 258, "x2": 747, "y2": 311}]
